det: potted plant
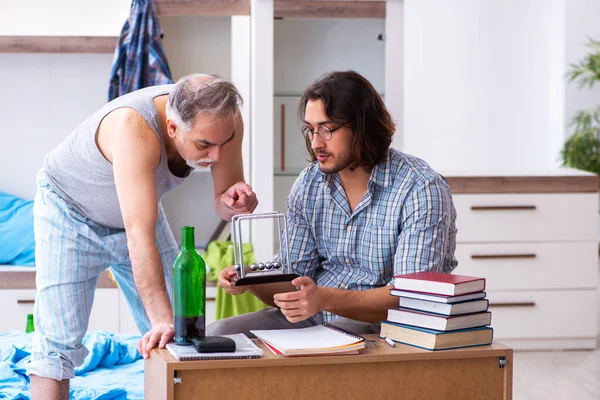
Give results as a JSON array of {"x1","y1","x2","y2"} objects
[{"x1": 561, "y1": 38, "x2": 600, "y2": 174}]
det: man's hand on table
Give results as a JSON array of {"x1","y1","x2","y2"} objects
[{"x1": 138, "y1": 321, "x2": 175, "y2": 359}]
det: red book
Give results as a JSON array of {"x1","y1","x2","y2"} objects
[{"x1": 394, "y1": 272, "x2": 486, "y2": 296}]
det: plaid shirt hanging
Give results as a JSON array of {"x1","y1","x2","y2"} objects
[{"x1": 108, "y1": 0, "x2": 173, "y2": 101}]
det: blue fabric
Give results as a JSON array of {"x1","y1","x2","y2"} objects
[
  {"x1": 0, "y1": 192, "x2": 35, "y2": 266},
  {"x1": 0, "y1": 331, "x2": 143, "y2": 400},
  {"x1": 280, "y1": 148, "x2": 458, "y2": 322},
  {"x1": 108, "y1": 0, "x2": 173, "y2": 101}
]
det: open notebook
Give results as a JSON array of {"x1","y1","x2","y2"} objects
[
  {"x1": 166, "y1": 333, "x2": 263, "y2": 360},
  {"x1": 251, "y1": 323, "x2": 366, "y2": 356}
]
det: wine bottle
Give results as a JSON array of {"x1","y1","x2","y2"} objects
[
  {"x1": 26, "y1": 313, "x2": 35, "y2": 333},
  {"x1": 173, "y1": 226, "x2": 206, "y2": 345}
]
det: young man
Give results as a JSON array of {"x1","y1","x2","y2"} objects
[
  {"x1": 208, "y1": 70, "x2": 457, "y2": 337},
  {"x1": 28, "y1": 74, "x2": 258, "y2": 400}
]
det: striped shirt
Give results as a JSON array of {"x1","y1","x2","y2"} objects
[{"x1": 284, "y1": 148, "x2": 458, "y2": 322}]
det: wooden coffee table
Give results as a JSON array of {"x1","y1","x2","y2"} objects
[{"x1": 145, "y1": 335, "x2": 513, "y2": 400}]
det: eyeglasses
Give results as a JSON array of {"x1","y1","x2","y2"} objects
[{"x1": 301, "y1": 123, "x2": 346, "y2": 142}]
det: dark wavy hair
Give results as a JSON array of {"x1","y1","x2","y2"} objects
[{"x1": 298, "y1": 70, "x2": 395, "y2": 171}]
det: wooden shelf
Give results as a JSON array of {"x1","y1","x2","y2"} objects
[
  {"x1": 274, "y1": 1, "x2": 385, "y2": 19},
  {"x1": 0, "y1": 1, "x2": 385, "y2": 53},
  {"x1": 446, "y1": 174, "x2": 599, "y2": 194},
  {"x1": 0, "y1": 36, "x2": 117, "y2": 53},
  {"x1": 156, "y1": 0, "x2": 250, "y2": 16},
  {"x1": 0, "y1": 269, "x2": 116, "y2": 289},
  {"x1": 155, "y1": 0, "x2": 385, "y2": 18}
]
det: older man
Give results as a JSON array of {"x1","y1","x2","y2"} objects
[{"x1": 28, "y1": 74, "x2": 258, "y2": 400}]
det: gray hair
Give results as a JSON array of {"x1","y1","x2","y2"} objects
[{"x1": 165, "y1": 73, "x2": 243, "y2": 133}]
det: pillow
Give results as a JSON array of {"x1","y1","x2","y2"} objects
[{"x1": 0, "y1": 191, "x2": 35, "y2": 266}]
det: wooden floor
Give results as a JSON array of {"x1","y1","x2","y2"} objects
[{"x1": 514, "y1": 348, "x2": 600, "y2": 399}]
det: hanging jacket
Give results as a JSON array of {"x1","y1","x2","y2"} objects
[
  {"x1": 203, "y1": 241, "x2": 270, "y2": 320},
  {"x1": 108, "y1": 0, "x2": 173, "y2": 101}
]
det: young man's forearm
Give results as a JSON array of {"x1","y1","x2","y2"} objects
[
  {"x1": 129, "y1": 244, "x2": 173, "y2": 326},
  {"x1": 320, "y1": 286, "x2": 397, "y2": 323}
]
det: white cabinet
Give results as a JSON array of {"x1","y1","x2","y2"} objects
[
  {"x1": 453, "y1": 193, "x2": 598, "y2": 243},
  {"x1": 273, "y1": 96, "x2": 311, "y2": 175},
  {"x1": 0, "y1": 269, "x2": 218, "y2": 335},
  {"x1": 0, "y1": 288, "x2": 119, "y2": 333},
  {"x1": 448, "y1": 171, "x2": 599, "y2": 350}
]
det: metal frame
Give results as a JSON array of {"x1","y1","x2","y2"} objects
[{"x1": 231, "y1": 212, "x2": 297, "y2": 286}]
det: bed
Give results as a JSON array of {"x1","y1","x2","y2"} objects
[{"x1": 0, "y1": 330, "x2": 144, "y2": 400}]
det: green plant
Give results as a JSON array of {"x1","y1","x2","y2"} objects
[{"x1": 561, "y1": 38, "x2": 600, "y2": 174}]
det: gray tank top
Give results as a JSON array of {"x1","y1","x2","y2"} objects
[{"x1": 43, "y1": 84, "x2": 189, "y2": 229}]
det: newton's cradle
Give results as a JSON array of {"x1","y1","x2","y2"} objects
[{"x1": 232, "y1": 212, "x2": 298, "y2": 286}]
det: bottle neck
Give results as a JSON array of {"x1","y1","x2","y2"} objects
[{"x1": 181, "y1": 227, "x2": 195, "y2": 251}]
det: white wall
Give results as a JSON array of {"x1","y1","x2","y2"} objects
[
  {"x1": 565, "y1": 0, "x2": 600, "y2": 138},
  {"x1": 274, "y1": 18, "x2": 385, "y2": 94},
  {"x1": 0, "y1": 0, "x2": 130, "y2": 36},
  {"x1": 0, "y1": 53, "x2": 113, "y2": 200},
  {"x1": 403, "y1": 0, "x2": 566, "y2": 172},
  {"x1": 160, "y1": 16, "x2": 232, "y2": 80}
]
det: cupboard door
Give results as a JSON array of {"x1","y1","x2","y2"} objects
[
  {"x1": 453, "y1": 193, "x2": 598, "y2": 243},
  {"x1": 274, "y1": 96, "x2": 311, "y2": 174},
  {"x1": 454, "y1": 242, "x2": 599, "y2": 291},
  {"x1": 0, "y1": 288, "x2": 120, "y2": 333},
  {"x1": 486, "y1": 290, "x2": 598, "y2": 340}
]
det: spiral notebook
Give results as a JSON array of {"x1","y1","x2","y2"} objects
[
  {"x1": 250, "y1": 323, "x2": 366, "y2": 356},
  {"x1": 166, "y1": 333, "x2": 263, "y2": 361}
]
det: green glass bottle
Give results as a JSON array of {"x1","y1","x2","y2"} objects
[
  {"x1": 173, "y1": 226, "x2": 206, "y2": 345},
  {"x1": 26, "y1": 313, "x2": 35, "y2": 333}
]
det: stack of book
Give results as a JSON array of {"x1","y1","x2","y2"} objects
[{"x1": 380, "y1": 271, "x2": 493, "y2": 351}]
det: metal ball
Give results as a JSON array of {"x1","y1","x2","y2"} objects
[
  {"x1": 258, "y1": 262, "x2": 266, "y2": 270},
  {"x1": 234, "y1": 264, "x2": 241, "y2": 272},
  {"x1": 273, "y1": 262, "x2": 281, "y2": 270},
  {"x1": 265, "y1": 262, "x2": 273, "y2": 270},
  {"x1": 250, "y1": 263, "x2": 258, "y2": 271}
]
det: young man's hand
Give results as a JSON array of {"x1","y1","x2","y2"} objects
[
  {"x1": 273, "y1": 277, "x2": 326, "y2": 323},
  {"x1": 217, "y1": 265, "x2": 248, "y2": 295},
  {"x1": 219, "y1": 182, "x2": 258, "y2": 215}
]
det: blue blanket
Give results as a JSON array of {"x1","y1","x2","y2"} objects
[
  {"x1": 0, "y1": 191, "x2": 35, "y2": 266},
  {"x1": 0, "y1": 331, "x2": 144, "y2": 399}
]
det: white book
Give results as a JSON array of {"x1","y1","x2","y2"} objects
[
  {"x1": 387, "y1": 308, "x2": 492, "y2": 331},
  {"x1": 398, "y1": 297, "x2": 489, "y2": 316},
  {"x1": 390, "y1": 289, "x2": 487, "y2": 304},
  {"x1": 251, "y1": 324, "x2": 365, "y2": 356},
  {"x1": 166, "y1": 333, "x2": 263, "y2": 361}
]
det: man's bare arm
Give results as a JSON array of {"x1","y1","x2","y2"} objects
[
  {"x1": 211, "y1": 112, "x2": 256, "y2": 220},
  {"x1": 110, "y1": 110, "x2": 173, "y2": 340}
]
